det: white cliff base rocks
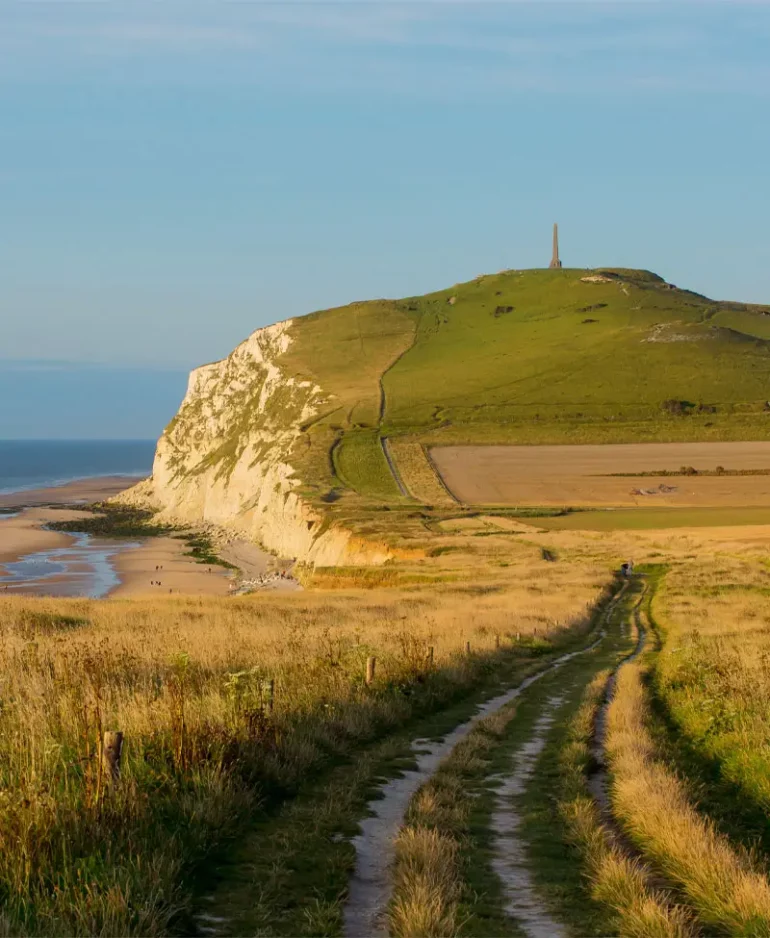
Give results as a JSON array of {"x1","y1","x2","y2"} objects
[{"x1": 117, "y1": 320, "x2": 390, "y2": 566}]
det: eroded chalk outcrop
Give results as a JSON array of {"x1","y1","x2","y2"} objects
[{"x1": 117, "y1": 320, "x2": 390, "y2": 567}]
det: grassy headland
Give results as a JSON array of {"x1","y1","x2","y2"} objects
[{"x1": 275, "y1": 267, "x2": 770, "y2": 505}]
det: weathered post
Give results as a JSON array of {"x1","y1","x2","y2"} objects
[
  {"x1": 262, "y1": 679, "x2": 275, "y2": 713},
  {"x1": 102, "y1": 731, "x2": 124, "y2": 785},
  {"x1": 366, "y1": 656, "x2": 377, "y2": 686},
  {"x1": 426, "y1": 646, "x2": 435, "y2": 667},
  {"x1": 516, "y1": 631, "x2": 521, "y2": 643},
  {"x1": 465, "y1": 641, "x2": 471, "y2": 656},
  {"x1": 495, "y1": 634, "x2": 501, "y2": 649}
]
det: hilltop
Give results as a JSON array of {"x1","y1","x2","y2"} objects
[{"x1": 121, "y1": 267, "x2": 770, "y2": 559}]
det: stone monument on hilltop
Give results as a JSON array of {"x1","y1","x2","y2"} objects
[{"x1": 549, "y1": 223, "x2": 562, "y2": 269}]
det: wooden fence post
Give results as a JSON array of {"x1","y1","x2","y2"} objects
[
  {"x1": 102, "y1": 731, "x2": 124, "y2": 785},
  {"x1": 262, "y1": 679, "x2": 275, "y2": 713},
  {"x1": 516, "y1": 631, "x2": 521, "y2": 643},
  {"x1": 366, "y1": 656, "x2": 377, "y2": 686},
  {"x1": 495, "y1": 634, "x2": 501, "y2": 649},
  {"x1": 465, "y1": 641, "x2": 471, "y2": 655},
  {"x1": 426, "y1": 646, "x2": 434, "y2": 667}
]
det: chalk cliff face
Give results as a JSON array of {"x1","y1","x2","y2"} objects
[{"x1": 121, "y1": 320, "x2": 390, "y2": 565}]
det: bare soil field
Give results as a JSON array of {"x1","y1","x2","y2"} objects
[{"x1": 430, "y1": 442, "x2": 770, "y2": 507}]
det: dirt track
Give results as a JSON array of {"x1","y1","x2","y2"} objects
[{"x1": 430, "y1": 442, "x2": 770, "y2": 506}]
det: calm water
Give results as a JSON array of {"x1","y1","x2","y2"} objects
[
  {"x1": 0, "y1": 533, "x2": 142, "y2": 598},
  {"x1": 0, "y1": 440, "x2": 155, "y2": 494}
]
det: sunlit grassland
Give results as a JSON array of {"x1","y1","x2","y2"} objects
[
  {"x1": 523, "y1": 506, "x2": 770, "y2": 531},
  {"x1": 387, "y1": 440, "x2": 456, "y2": 506},
  {"x1": 0, "y1": 538, "x2": 607, "y2": 936},
  {"x1": 559, "y1": 670, "x2": 692, "y2": 938},
  {"x1": 653, "y1": 553, "x2": 770, "y2": 838},
  {"x1": 381, "y1": 268, "x2": 770, "y2": 441},
  {"x1": 333, "y1": 430, "x2": 405, "y2": 501},
  {"x1": 279, "y1": 267, "x2": 770, "y2": 506},
  {"x1": 607, "y1": 628, "x2": 770, "y2": 934}
]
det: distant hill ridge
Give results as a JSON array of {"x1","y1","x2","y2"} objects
[{"x1": 119, "y1": 267, "x2": 770, "y2": 562}]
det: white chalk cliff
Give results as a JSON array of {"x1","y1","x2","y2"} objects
[{"x1": 119, "y1": 320, "x2": 391, "y2": 566}]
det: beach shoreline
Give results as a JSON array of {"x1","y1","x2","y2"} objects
[
  {"x1": 0, "y1": 474, "x2": 301, "y2": 599},
  {"x1": 0, "y1": 475, "x2": 143, "y2": 509},
  {"x1": 0, "y1": 475, "x2": 233, "y2": 598}
]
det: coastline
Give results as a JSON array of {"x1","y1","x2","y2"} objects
[
  {"x1": 0, "y1": 474, "x2": 299, "y2": 599},
  {"x1": 0, "y1": 476, "x2": 233, "y2": 599},
  {"x1": 0, "y1": 475, "x2": 143, "y2": 509},
  {"x1": 110, "y1": 535, "x2": 233, "y2": 598}
]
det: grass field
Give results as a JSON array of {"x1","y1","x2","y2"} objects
[
  {"x1": 523, "y1": 506, "x2": 770, "y2": 530},
  {"x1": 266, "y1": 266, "x2": 770, "y2": 505},
  {"x1": 0, "y1": 533, "x2": 608, "y2": 936},
  {"x1": 9, "y1": 266, "x2": 770, "y2": 932},
  {"x1": 7, "y1": 493, "x2": 770, "y2": 933}
]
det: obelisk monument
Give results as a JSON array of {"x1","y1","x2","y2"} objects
[{"x1": 549, "y1": 223, "x2": 562, "y2": 269}]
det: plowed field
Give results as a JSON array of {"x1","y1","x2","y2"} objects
[{"x1": 430, "y1": 442, "x2": 770, "y2": 506}]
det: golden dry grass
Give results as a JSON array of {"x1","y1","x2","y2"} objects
[
  {"x1": 655, "y1": 552, "x2": 770, "y2": 814},
  {"x1": 390, "y1": 825, "x2": 463, "y2": 938},
  {"x1": 559, "y1": 671, "x2": 693, "y2": 938},
  {"x1": 0, "y1": 542, "x2": 607, "y2": 936},
  {"x1": 607, "y1": 640, "x2": 770, "y2": 935},
  {"x1": 389, "y1": 708, "x2": 513, "y2": 938},
  {"x1": 388, "y1": 441, "x2": 456, "y2": 507}
]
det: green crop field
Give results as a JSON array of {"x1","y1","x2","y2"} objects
[{"x1": 279, "y1": 267, "x2": 770, "y2": 502}]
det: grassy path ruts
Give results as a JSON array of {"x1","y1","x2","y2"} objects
[
  {"x1": 602, "y1": 571, "x2": 770, "y2": 935},
  {"x1": 386, "y1": 581, "x2": 635, "y2": 937},
  {"x1": 183, "y1": 591, "x2": 621, "y2": 937}
]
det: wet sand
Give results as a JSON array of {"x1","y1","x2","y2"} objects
[
  {"x1": 0, "y1": 476, "x2": 294, "y2": 599},
  {"x1": 0, "y1": 507, "x2": 85, "y2": 564},
  {"x1": 0, "y1": 475, "x2": 142, "y2": 509},
  {"x1": 112, "y1": 536, "x2": 233, "y2": 598},
  {"x1": 0, "y1": 507, "x2": 235, "y2": 599}
]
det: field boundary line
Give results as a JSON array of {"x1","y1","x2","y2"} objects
[
  {"x1": 588, "y1": 585, "x2": 648, "y2": 830},
  {"x1": 424, "y1": 444, "x2": 462, "y2": 504},
  {"x1": 380, "y1": 437, "x2": 410, "y2": 498},
  {"x1": 377, "y1": 320, "x2": 420, "y2": 423},
  {"x1": 585, "y1": 584, "x2": 698, "y2": 920}
]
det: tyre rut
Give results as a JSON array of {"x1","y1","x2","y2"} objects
[{"x1": 342, "y1": 584, "x2": 628, "y2": 938}]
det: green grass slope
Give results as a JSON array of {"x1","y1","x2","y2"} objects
[{"x1": 280, "y1": 268, "x2": 770, "y2": 502}]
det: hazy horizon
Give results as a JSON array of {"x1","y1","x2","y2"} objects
[{"x1": 3, "y1": 0, "x2": 769, "y2": 436}]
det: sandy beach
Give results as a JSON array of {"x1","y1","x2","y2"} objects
[
  {"x1": 111, "y1": 535, "x2": 233, "y2": 598},
  {"x1": 0, "y1": 507, "x2": 84, "y2": 564},
  {"x1": 0, "y1": 505, "x2": 235, "y2": 599},
  {"x1": 0, "y1": 475, "x2": 142, "y2": 509},
  {"x1": 0, "y1": 476, "x2": 296, "y2": 599}
]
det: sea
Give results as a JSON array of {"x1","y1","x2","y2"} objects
[{"x1": 0, "y1": 440, "x2": 156, "y2": 495}]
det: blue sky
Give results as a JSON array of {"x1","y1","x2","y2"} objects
[{"x1": 1, "y1": 1, "x2": 769, "y2": 437}]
